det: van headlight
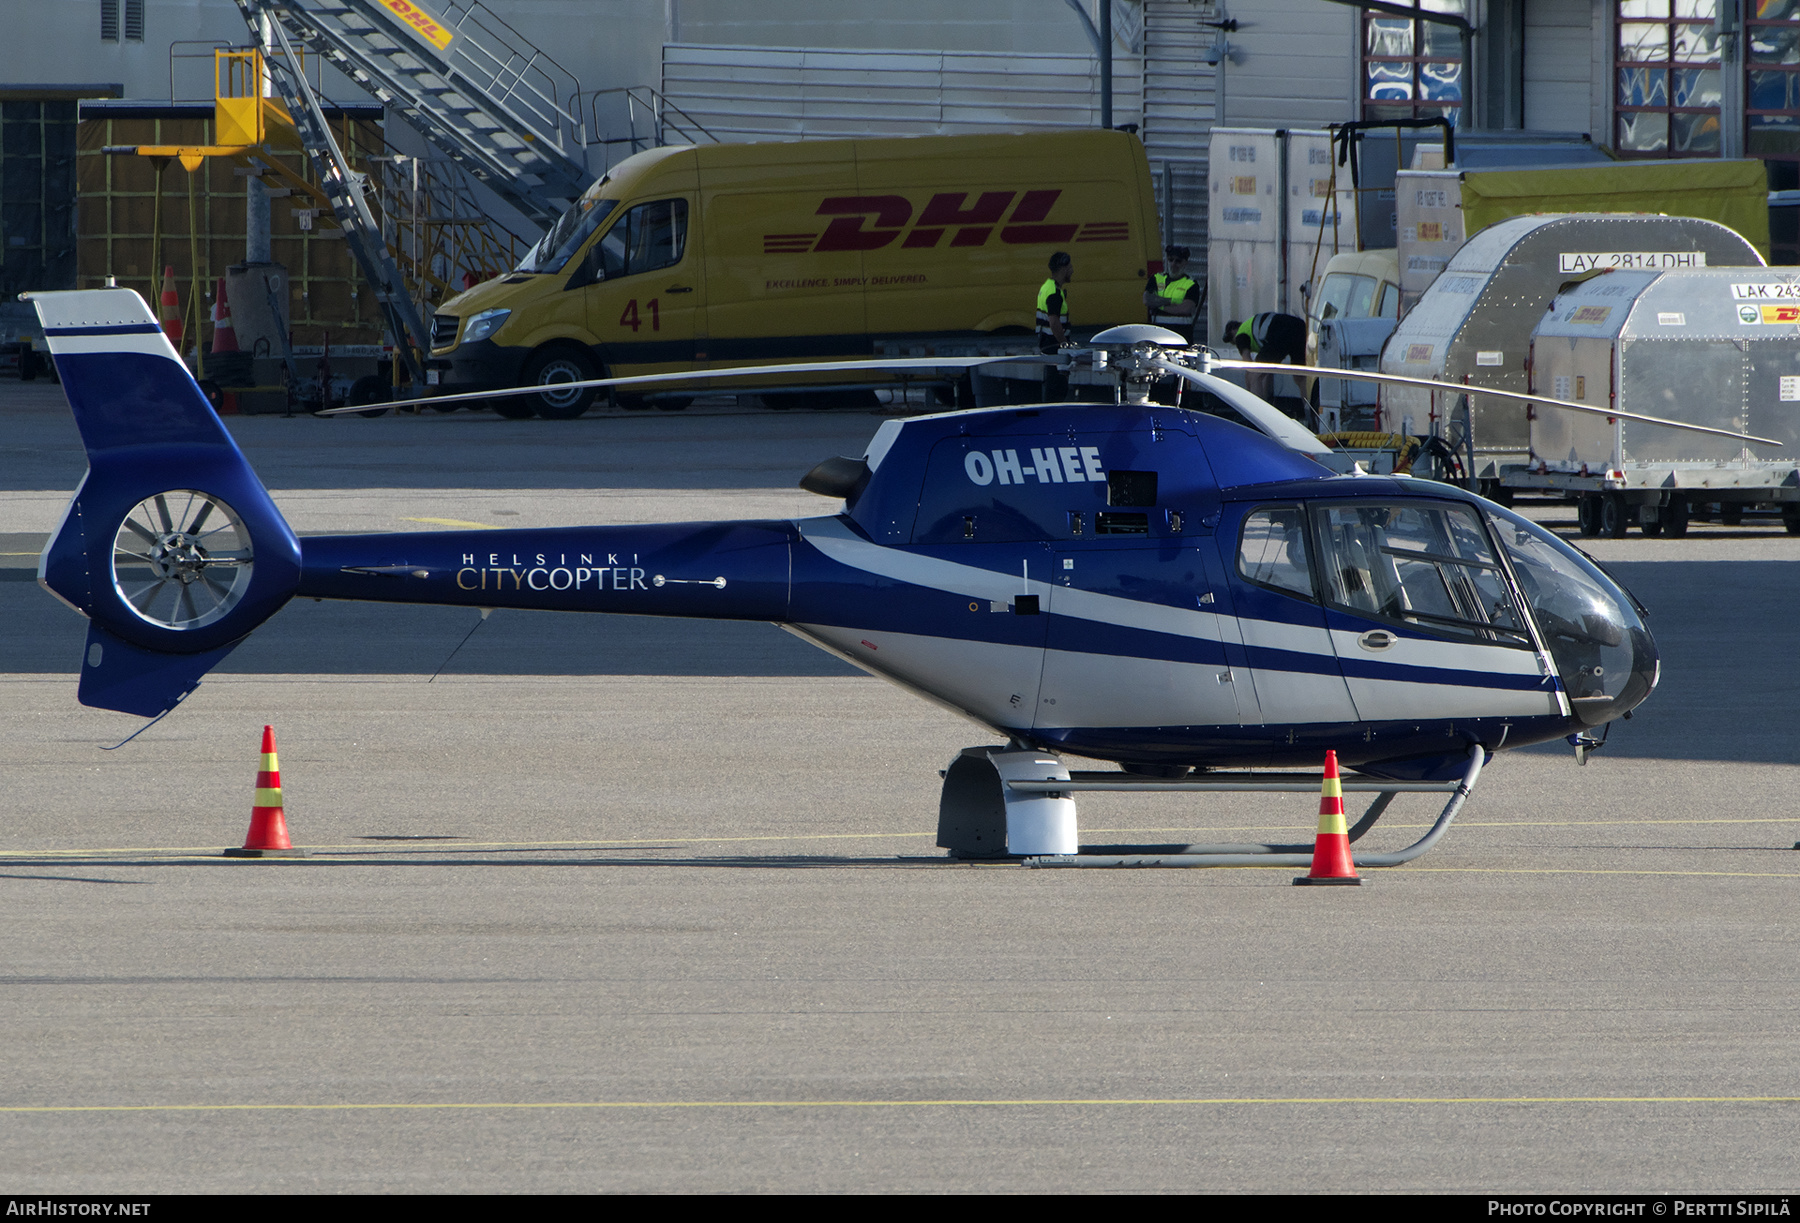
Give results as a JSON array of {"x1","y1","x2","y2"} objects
[{"x1": 462, "y1": 308, "x2": 511, "y2": 344}]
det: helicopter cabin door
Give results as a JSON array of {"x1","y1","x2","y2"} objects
[
  {"x1": 1310, "y1": 501, "x2": 1559, "y2": 724},
  {"x1": 1215, "y1": 503, "x2": 1360, "y2": 730},
  {"x1": 1037, "y1": 531, "x2": 1247, "y2": 740}
]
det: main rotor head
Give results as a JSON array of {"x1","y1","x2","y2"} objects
[{"x1": 1078, "y1": 324, "x2": 1210, "y2": 403}]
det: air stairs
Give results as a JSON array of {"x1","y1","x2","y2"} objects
[
  {"x1": 249, "y1": 25, "x2": 434, "y2": 381},
  {"x1": 234, "y1": 0, "x2": 594, "y2": 227},
  {"x1": 1140, "y1": 2, "x2": 1218, "y2": 277}
]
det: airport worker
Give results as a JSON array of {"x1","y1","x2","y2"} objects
[
  {"x1": 1144, "y1": 245, "x2": 1201, "y2": 343},
  {"x1": 1228, "y1": 312, "x2": 1309, "y2": 409},
  {"x1": 1037, "y1": 251, "x2": 1074, "y2": 401}
]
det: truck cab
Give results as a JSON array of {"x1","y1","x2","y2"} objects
[{"x1": 1305, "y1": 248, "x2": 1401, "y2": 366}]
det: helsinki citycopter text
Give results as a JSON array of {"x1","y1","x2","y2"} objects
[{"x1": 455, "y1": 552, "x2": 647, "y2": 592}]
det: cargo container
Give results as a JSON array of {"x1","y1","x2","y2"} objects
[
  {"x1": 1511, "y1": 267, "x2": 1800, "y2": 537},
  {"x1": 1378, "y1": 214, "x2": 1765, "y2": 484}
]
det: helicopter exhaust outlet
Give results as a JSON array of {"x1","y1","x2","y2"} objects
[{"x1": 1293, "y1": 750, "x2": 1363, "y2": 887}]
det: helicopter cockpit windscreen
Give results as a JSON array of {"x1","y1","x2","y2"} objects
[
  {"x1": 1312, "y1": 503, "x2": 1532, "y2": 648},
  {"x1": 1484, "y1": 506, "x2": 1658, "y2": 725},
  {"x1": 515, "y1": 192, "x2": 621, "y2": 274}
]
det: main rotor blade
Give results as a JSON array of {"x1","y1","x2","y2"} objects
[
  {"x1": 1209, "y1": 359, "x2": 1782, "y2": 448},
  {"x1": 315, "y1": 354, "x2": 1046, "y2": 416}
]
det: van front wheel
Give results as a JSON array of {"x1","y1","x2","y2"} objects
[{"x1": 522, "y1": 346, "x2": 599, "y2": 419}]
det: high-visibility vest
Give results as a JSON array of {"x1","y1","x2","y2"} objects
[
  {"x1": 1149, "y1": 272, "x2": 1197, "y2": 330},
  {"x1": 1236, "y1": 313, "x2": 1277, "y2": 353},
  {"x1": 1035, "y1": 278, "x2": 1069, "y2": 346}
]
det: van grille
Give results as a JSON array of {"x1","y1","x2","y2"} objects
[{"x1": 431, "y1": 313, "x2": 460, "y2": 349}]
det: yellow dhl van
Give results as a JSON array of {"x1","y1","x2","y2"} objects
[{"x1": 428, "y1": 129, "x2": 1161, "y2": 416}]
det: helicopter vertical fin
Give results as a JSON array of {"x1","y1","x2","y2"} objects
[
  {"x1": 77, "y1": 623, "x2": 241, "y2": 719},
  {"x1": 28, "y1": 288, "x2": 302, "y2": 717}
]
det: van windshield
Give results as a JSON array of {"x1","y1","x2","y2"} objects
[
  {"x1": 1312, "y1": 273, "x2": 1376, "y2": 325},
  {"x1": 515, "y1": 197, "x2": 621, "y2": 274}
]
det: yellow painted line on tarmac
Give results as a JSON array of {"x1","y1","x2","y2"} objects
[
  {"x1": 2, "y1": 814, "x2": 1798, "y2": 863},
  {"x1": 1408, "y1": 867, "x2": 1800, "y2": 879},
  {"x1": 0, "y1": 1096, "x2": 1795, "y2": 1116},
  {"x1": 0, "y1": 854, "x2": 1793, "y2": 880},
  {"x1": 0, "y1": 831, "x2": 938, "y2": 858},
  {"x1": 400, "y1": 516, "x2": 501, "y2": 530},
  {"x1": 1437, "y1": 817, "x2": 1800, "y2": 828}
]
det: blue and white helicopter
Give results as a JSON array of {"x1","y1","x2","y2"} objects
[{"x1": 29, "y1": 287, "x2": 1763, "y2": 867}]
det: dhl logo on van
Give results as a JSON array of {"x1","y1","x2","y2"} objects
[
  {"x1": 378, "y1": 0, "x2": 454, "y2": 50},
  {"x1": 763, "y1": 191, "x2": 1128, "y2": 255}
]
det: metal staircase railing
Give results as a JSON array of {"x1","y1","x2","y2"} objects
[
  {"x1": 236, "y1": 0, "x2": 593, "y2": 227},
  {"x1": 256, "y1": 19, "x2": 432, "y2": 384},
  {"x1": 582, "y1": 85, "x2": 719, "y2": 170}
]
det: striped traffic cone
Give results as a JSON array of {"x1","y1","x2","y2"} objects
[
  {"x1": 224, "y1": 725, "x2": 305, "y2": 857},
  {"x1": 1294, "y1": 749, "x2": 1362, "y2": 886},
  {"x1": 158, "y1": 266, "x2": 183, "y2": 349}
]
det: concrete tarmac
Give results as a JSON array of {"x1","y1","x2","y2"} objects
[{"x1": 2, "y1": 383, "x2": 1797, "y2": 1193}]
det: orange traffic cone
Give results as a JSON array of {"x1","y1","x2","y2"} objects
[
  {"x1": 210, "y1": 277, "x2": 240, "y2": 415},
  {"x1": 224, "y1": 726, "x2": 305, "y2": 857},
  {"x1": 211, "y1": 276, "x2": 238, "y2": 353},
  {"x1": 1294, "y1": 749, "x2": 1362, "y2": 886},
  {"x1": 158, "y1": 266, "x2": 183, "y2": 349}
]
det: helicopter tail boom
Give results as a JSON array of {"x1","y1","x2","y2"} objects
[{"x1": 295, "y1": 523, "x2": 795, "y2": 619}]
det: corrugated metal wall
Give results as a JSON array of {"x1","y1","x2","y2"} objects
[
  {"x1": 660, "y1": 44, "x2": 1134, "y2": 141},
  {"x1": 1523, "y1": 0, "x2": 1598, "y2": 134},
  {"x1": 1218, "y1": 0, "x2": 1357, "y2": 128}
]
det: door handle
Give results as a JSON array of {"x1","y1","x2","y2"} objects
[{"x1": 665, "y1": 284, "x2": 694, "y2": 293}]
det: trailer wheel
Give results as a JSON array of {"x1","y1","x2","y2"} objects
[
  {"x1": 1601, "y1": 495, "x2": 1630, "y2": 539},
  {"x1": 346, "y1": 374, "x2": 391, "y2": 418},
  {"x1": 1660, "y1": 497, "x2": 1690, "y2": 539},
  {"x1": 1783, "y1": 506, "x2": 1800, "y2": 536},
  {"x1": 1577, "y1": 495, "x2": 1603, "y2": 538},
  {"x1": 1720, "y1": 502, "x2": 1743, "y2": 526}
]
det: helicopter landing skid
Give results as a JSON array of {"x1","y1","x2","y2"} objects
[{"x1": 937, "y1": 744, "x2": 1485, "y2": 869}]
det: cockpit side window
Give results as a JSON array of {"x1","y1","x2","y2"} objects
[
  {"x1": 1312, "y1": 502, "x2": 1531, "y2": 647},
  {"x1": 1238, "y1": 506, "x2": 1315, "y2": 599}
]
